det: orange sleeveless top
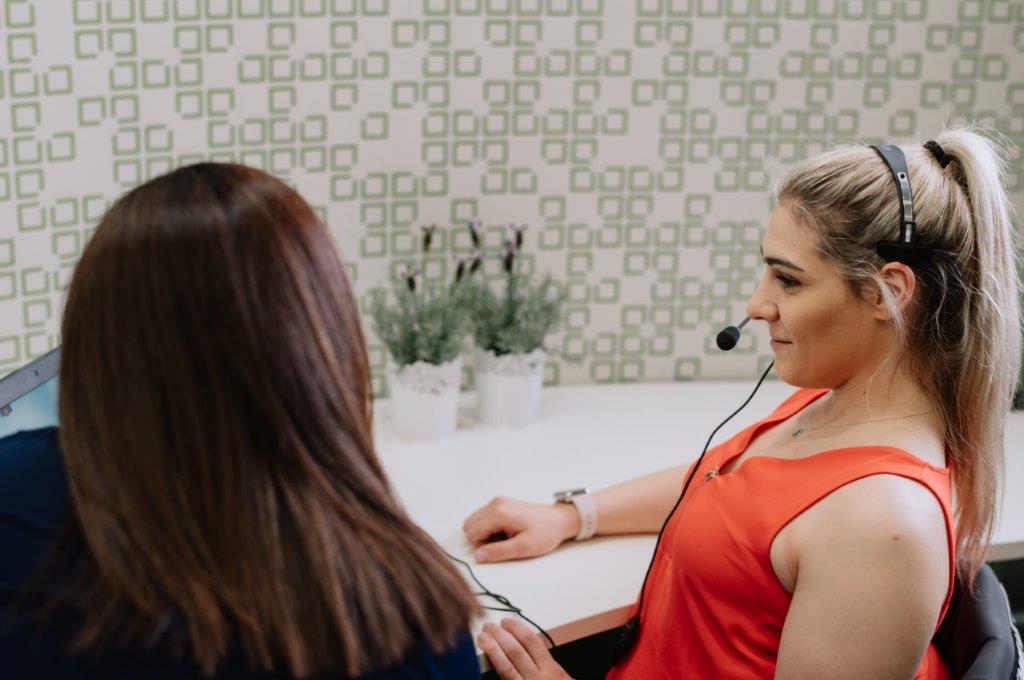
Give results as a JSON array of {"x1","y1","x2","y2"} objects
[{"x1": 607, "y1": 388, "x2": 955, "y2": 680}]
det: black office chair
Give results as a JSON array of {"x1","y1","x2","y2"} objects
[{"x1": 931, "y1": 563, "x2": 1023, "y2": 679}]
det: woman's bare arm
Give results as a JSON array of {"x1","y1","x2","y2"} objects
[
  {"x1": 775, "y1": 474, "x2": 949, "y2": 679},
  {"x1": 588, "y1": 463, "x2": 689, "y2": 535},
  {"x1": 462, "y1": 464, "x2": 688, "y2": 563}
]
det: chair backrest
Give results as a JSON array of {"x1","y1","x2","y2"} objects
[
  {"x1": 1010, "y1": 623, "x2": 1023, "y2": 680},
  {"x1": 931, "y1": 563, "x2": 1022, "y2": 679}
]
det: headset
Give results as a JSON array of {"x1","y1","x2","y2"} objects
[{"x1": 611, "y1": 142, "x2": 939, "y2": 664}]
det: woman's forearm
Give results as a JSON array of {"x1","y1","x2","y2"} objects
[
  {"x1": 589, "y1": 465, "x2": 688, "y2": 536},
  {"x1": 466, "y1": 464, "x2": 693, "y2": 562}
]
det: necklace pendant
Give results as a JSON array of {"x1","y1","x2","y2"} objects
[{"x1": 792, "y1": 426, "x2": 805, "y2": 438}]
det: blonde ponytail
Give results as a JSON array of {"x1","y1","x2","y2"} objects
[{"x1": 774, "y1": 122, "x2": 1021, "y2": 586}]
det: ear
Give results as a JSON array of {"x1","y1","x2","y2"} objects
[{"x1": 871, "y1": 262, "x2": 917, "y2": 321}]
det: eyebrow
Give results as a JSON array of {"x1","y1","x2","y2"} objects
[{"x1": 759, "y1": 244, "x2": 806, "y2": 273}]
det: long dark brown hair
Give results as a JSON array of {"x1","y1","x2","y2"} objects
[{"x1": 50, "y1": 163, "x2": 479, "y2": 676}]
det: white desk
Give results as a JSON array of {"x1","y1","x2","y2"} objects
[{"x1": 374, "y1": 380, "x2": 1024, "y2": 661}]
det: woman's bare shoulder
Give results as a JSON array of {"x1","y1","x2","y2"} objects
[
  {"x1": 773, "y1": 467, "x2": 951, "y2": 588},
  {"x1": 793, "y1": 472, "x2": 950, "y2": 583},
  {"x1": 776, "y1": 474, "x2": 952, "y2": 679}
]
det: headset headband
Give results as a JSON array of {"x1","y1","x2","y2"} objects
[{"x1": 869, "y1": 144, "x2": 933, "y2": 265}]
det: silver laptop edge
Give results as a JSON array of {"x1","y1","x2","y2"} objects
[{"x1": 0, "y1": 348, "x2": 61, "y2": 413}]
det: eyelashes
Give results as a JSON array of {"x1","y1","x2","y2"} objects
[
  {"x1": 774, "y1": 273, "x2": 799, "y2": 289},
  {"x1": 760, "y1": 263, "x2": 800, "y2": 290}
]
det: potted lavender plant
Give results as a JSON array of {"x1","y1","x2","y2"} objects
[
  {"x1": 368, "y1": 225, "x2": 478, "y2": 441},
  {"x1": 460, "y1": 221, "x2": 563, "y2": 428}
]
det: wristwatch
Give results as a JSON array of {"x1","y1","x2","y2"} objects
[{"x1": 553, "y1": 487, "x2": 598, "y2": 541}]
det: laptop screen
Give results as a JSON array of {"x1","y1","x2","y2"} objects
[{"x1": 0, "y1": 349, "x2": 60, "y2": 438}]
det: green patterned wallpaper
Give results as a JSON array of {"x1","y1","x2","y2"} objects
[{"x1": 1, "y1": 0, "x2": 1022, "y2": 391}]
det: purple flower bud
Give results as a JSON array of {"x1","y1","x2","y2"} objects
[
  {"x1": 503, "y1": 249, "x2": 515, "y2": 274},
  {"x1": 468, "y1": 219, "x2": 481, "y2": 248},
  {"x1": 470, "y1": 254, "x2": 483, "y2": 273},
  {"x1": 454, "y1": 259, "x2": 466, "y2": 283},
  {"x1": 400, "y1": 264, "x2": 420, "y2": 292},
  {"x1": 421, "y1": 224, "x2": 436, "y2": 252}
]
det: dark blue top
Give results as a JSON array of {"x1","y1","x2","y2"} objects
[{"x1": 0, "y1": 427, "x2": 479, "y2": 679}]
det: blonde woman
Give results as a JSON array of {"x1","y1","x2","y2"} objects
[{"x1": 464, "y1": 124, "x2": 1020, "y2": 679}]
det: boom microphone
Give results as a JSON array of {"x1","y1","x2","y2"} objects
[{"x1": 716, "y1": 317, "x2": 750, "y2": 351}]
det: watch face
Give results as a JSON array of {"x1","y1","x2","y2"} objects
[{"x1": 553, "y1": 488, "x2": 590, "y2": 502}]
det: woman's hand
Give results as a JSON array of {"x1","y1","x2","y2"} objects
[
  {"x1": 478, "y1": 619, "x2": 572, "y2": 680},
  {"x1": 462, "y1": 497, "x2": 579, "y2": 563}
]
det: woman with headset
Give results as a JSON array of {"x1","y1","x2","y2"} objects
[
  {"x1": 0, "y1": 164, "x2": 481, "y2": 678},
  {"x1": 464, "y1": 124, "x2": 1020, "y2": 679}
]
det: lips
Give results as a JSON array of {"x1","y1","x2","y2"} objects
[{"x1": 771, "y1": 337, "x2": 791, "y2": 344}]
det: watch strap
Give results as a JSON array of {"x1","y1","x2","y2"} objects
[{"x1": 570, "y1": 492, "x2": 598, "y2": 541}]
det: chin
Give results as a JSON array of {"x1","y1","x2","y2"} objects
[
  {"x1": 774, "y1": 367, "x2": 834, "y2": 392},
  {"x1": 773, "y1": 368, "x2": 799, "y2": 388},
  {"x1": 770, "y1": 361, "x2": 813, "y2": 389}
]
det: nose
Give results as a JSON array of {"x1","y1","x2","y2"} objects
[{"x1": 746, "y1": 271, "x2": 778, "y2": 323}]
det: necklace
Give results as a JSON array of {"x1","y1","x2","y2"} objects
[{"x1": 791, "y1": 393, "x2": 934, "y2": 438}]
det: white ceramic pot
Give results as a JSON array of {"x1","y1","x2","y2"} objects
[
  {"x1": 474, "y1": 348, "x2": 546, "y2": 428},
  {"x1": 387, "y1": 356, "x2": 462, "y2": 441}
]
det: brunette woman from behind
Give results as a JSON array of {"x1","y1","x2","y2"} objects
[{"x1": 0, "y1": 163, "x2": 481, "y2": 679}]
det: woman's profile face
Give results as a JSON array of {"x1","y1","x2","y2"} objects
[{"x1": 746, "y1": 202, "x2": 885, "y2": 388}]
